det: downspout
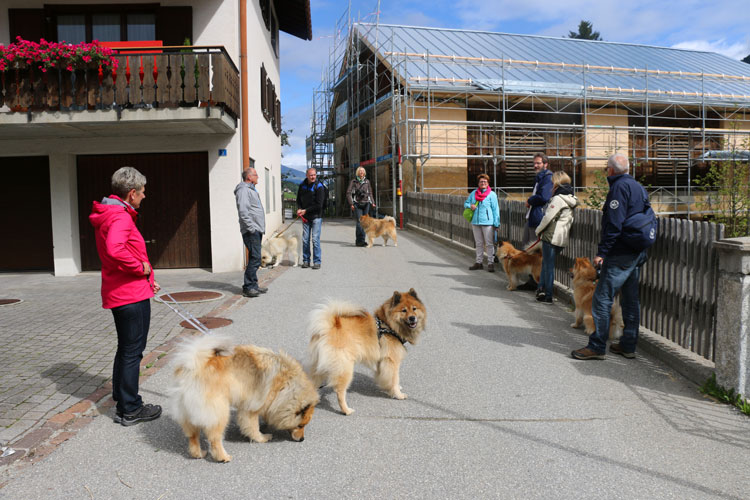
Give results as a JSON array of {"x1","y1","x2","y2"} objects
[{"x1": 240, "y1": 0, "x2": 250, "y2": 169}]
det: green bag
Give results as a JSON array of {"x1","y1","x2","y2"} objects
[{"x1": 462, "y1": 207, "x2": 475, "y2": 223}]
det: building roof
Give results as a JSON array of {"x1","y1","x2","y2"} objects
[
  {"x1": 278, "y1": 0, "x2": 312, "y2": 41},
  {"x1": 354, "y1": 23, "x2": 750, "y2": 105}
]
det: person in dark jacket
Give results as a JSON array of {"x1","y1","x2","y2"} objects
[
  {"x1": 296, "y1": 167, "x2": 325, "y2": 269},
  {"x1": 520, "y1": 153, "x2": 553, "y2": 291},
  {"x1": 346, "y1": 166, "x2": 375, "y2": 247},
  {"x1": 572, "y1": 153, "x2": 650, "y2": 360}
]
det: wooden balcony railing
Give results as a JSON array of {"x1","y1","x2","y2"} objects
[{"x1": 0, "y1": 46, "x2": 240, "y2": 120}]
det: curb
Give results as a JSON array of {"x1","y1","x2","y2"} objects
[{"x1": 406, "y1": 223, "x2": 715, "y2": 387}]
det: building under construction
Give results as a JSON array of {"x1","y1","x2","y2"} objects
[{"x1": 308, "y1": 11, "x2": 750, "y2": 219}]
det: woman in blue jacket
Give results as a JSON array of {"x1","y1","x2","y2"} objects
[{"x1": 464, "y1": 174, "x2": 500, "y2": 272}]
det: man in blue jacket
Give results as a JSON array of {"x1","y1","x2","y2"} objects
[
  {"x1": 296, "y1": 167, "x2": 325, "y2": 269},
  {"x1": 520, "y1": 153, "x2": 553, "y2": 291},
  {"x1": 572, "y1": 153, "x2": 650, "y2": 360}
]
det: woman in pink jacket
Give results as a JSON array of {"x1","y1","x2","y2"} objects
[{"x1": 90, "y1": 167, "x2": 162, "y2": 427}]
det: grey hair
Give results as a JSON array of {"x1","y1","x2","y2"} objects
[
  {"x1": 608, "y1": 153, "x2": 629, "y2": 174},
  {"x1": 111, "y1": 167, "x2": 146, "y2": 198},
  {"x1": 242, "y1": 167, "x2": 257, "y2": 181}
]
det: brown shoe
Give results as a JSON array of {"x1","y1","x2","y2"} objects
[
  {"x1": 610, "y1": 343, "x2": 636, "y2": 359},
  {"x1": 571, "y1": 347, "x2": 606, "y2": 360},
  {"x1": 469, "y1": 263, "x2": 483, "y2": 271},
  {"x1": 487, "y1": 264, "x2": 495, "y2": 273}
]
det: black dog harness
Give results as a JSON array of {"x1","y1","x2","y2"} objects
[{"x1": 376, "y1": 317, "x2": 408, "y2": 345}]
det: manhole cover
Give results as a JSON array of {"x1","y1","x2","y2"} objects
[
  {"x1": 180, "y1": 317, "x2": 233, "y2": 330},
  {"x1": 0, "y1": 299, "x2": 22, "y2": 306},
  {"x1": 157, "y1": 291, "x2": 224, "y2": 303}
]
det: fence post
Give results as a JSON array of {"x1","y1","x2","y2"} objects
[{"x1": 713, "y1": 237, "x2": 750, "y2": 395}]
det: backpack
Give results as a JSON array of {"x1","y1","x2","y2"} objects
[{"x1": 622, "y1": 198, "x2": 658, "y2": 251}]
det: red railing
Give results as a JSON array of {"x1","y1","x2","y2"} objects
[{"x1": 0, "y1": 46, "x2": 240, "y2": 120}]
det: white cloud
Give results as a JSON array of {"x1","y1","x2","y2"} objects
[{"x1": 672, "y1": 40, "x2": 749, "y2": 60}]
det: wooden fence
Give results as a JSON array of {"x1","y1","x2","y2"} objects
[
  {"x1": 405, "y1": 191, "x2": 724, "y2": 361},
  {"x1": 0, "y1": 47, "x2": 240, "y2": 119}
]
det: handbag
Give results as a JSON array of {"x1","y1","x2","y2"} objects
[{"x1": 462, "y1": 207, "x2": 475, "y2": 223}]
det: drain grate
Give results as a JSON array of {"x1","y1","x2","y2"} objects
[
  {"x1": 157, "y1": 291, "x2": 223, "y2": 303},
  {"x1": 0, "y1": 299, "x2": 22, "y2": 306},
  {"x1": 180, "y1": 317, "x2": 233, "y2": 330}
]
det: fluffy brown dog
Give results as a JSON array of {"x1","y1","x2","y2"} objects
[
  {"x1": 359, "y1": 214, "x2": 398, "y2": 247},
  {"x1": 170, "y1": 336, "x2": 319, "y2": 463},
  {"x1": 306, "y1": 289, "x2": 426, "y2": 415},
  {"x1": 570, "y1": 257, "x2": 623, "y2": 338},
  {"x1": 497, "y1": 241, "x2": 542, "y2": 290}
]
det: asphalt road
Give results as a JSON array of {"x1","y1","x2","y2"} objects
[{"x1": 2, "y1": 220, "x2": 748, "y2": 499}]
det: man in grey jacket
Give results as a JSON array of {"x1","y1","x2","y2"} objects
[{"x1": 234, "y1": 167, "x2": 267, "y2": 298}]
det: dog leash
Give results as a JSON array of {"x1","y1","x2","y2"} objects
[
  {"x1": 269, "y1": 217, "x2": 300, "y2": 239},
  {"x1": 153, "y1": 291, "x2": 212, "y2": 335},
  {"x1": 524, "y1": 238, "x2": 541, "y2": 253}
]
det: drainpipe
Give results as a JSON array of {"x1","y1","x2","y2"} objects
[{"x1": 240, "y1": 0, "x2": 250, "y2": 169}]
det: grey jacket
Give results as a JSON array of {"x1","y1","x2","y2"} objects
[
  {"x1": 346, "y1": 178, "x2": 374, "y2": 206},
  {"x1": 234, "y1": 181, "x2": 265, "y2": 234}
]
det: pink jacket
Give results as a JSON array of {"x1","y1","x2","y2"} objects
[{"x1": 89, "y1": 195, "x2": 155, "y2": 309}]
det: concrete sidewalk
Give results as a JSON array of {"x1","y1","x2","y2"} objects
[{"x1": 1, "y1": 219, "x2": 749, "y2": 499}]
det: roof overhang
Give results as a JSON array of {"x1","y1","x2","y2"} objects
[{"x1": 278, "y1": 0, "x2": 312, "y2": 41}]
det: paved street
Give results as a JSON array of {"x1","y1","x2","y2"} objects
[{"x1": 1, "y1": 219, "x2": 749, "y2": 499}]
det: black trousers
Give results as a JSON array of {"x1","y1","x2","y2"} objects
[{"x1": 111, "y1": 298, "x2": 151, "y2": 414}]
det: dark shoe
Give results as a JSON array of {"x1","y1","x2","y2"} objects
[
  {"x1": 119, "y1": 403, "x2": 162, "y2": 427},
  {"x1": 487, "y1": 264, "x2": 495, "y2": 273},
  {"x1": 571, "y1": 347, "x2": 606, "y2": 360},
  {"x1": 312, "y1": 263, "x2": 321, "y2": 270},
  {"x1": 536, "y1": 295, "x2": 553, "y2": 304},
  {"x1": 242, "y1": 288, "x2": 260, "y2": 298},
  {"x1": 355, "y1": 242, "x2": 367, "y2": 247},
  {"x1": 469, "y1": 263, "x2": 483, "y2": 271},
  {"x1": 255, "y1": 286, "x2": 268, "y2": 294},
  {"x1": 610, "y1": 343, "x2": 636, "y2": 359},
  {"x1": 301, "y1": 262, "x2": 310, "y2": 268}
]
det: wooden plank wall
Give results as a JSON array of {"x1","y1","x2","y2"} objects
[{"x1": 405, "y1": 191, "x2": 724, "y2": 361}]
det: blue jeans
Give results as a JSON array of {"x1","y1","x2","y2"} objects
[
  {"x1": 587, "y1": 250, "x2": 648, "y2": 354},
  {"x1": 302, "y1": 217, "x2": 322, "y2": 265},
  {"x1": 354, "y1": 202, "x2": 370, "y2": 244},
  {"x1": 541, "y1": 241, "x2": 561, "y2": 299},
  {"x1": 241, "y1": 230, "x2": 262, "y2": 291},
  {"x1": 111, "y1": 298, "x2": 151, "y2": 414}
]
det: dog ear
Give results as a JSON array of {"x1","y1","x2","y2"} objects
[
  {"x1": 296, "y1": 404, "x2": 311, "y2": 416},
  {"x1": 407, "y1": 288, "x2": 419, "y2": 300},
  {"x1": 391, "y1": 291, "x2": 402, "y2": 306}
]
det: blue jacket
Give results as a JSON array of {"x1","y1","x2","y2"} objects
[
  {"x1": 464, "y1": 189, "x2": 500, "y2": 227},
  {"x1": 526, "y1": 169, "x2": 553, "y2": 228},
  {"x1": 597, "y1": 174, "x2": 649, "y2": 258}
]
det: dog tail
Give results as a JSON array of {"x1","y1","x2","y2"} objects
[
  {"x1": 382, "y1": 215, "x2": 396, "y2": 224},
  {"x1": 169, "y1": 335, "x2": 235, "y2": 426},
  {"x1": 306, "y1": 301, "x2": 368, "y2": 377}
]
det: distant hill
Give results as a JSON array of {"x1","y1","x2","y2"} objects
[{"x1": 281, "y1": 165, "x2": 306, "y2": 182}]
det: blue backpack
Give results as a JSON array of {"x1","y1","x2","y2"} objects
[{"x1": 622, "y1": 198, "x2": 658, "y2": 251}]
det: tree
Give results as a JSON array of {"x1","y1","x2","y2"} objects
[
  {"x1": 568, "y1": 20, "x2": 602, "y2": 41},
  {"x1": 694, "y1": 125, "x2": 750, "y2": 237},
  {"x1": 280, "y1": 125, "x2": 292, "y2": 161},
  {"x1": 742, "y1": 54, "x2": 750, "y2": 64}
]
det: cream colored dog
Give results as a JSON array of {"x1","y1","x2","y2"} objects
[{"x1": 261, "y1": 234, "x2": 299, "y2": 268}]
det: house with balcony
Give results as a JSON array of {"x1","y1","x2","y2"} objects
[{"x1": 0, "y1": 0, "x2": 312, "y2": 275}]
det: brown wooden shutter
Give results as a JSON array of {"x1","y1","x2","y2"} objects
[
  {"x1": 8, "y1": 9, "x2": 46, "y2": 42},
  {"x1": 156, "y1": 6, "x2": 193, "y2": 46}
]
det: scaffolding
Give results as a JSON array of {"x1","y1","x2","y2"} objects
[{"x1": 310, "y1": 12, "x2": 750, "y2": 218}]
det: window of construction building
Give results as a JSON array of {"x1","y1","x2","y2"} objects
[{"x1": 360, "y1": 124, "x2": 371, "y2": 162}]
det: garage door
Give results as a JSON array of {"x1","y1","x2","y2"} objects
[
  {"x1": 77, "y1": 152, "x2": 211, "y2": 270},
  {"x1": 0, "y1": 156, "x2": 53, "y2": 271}
]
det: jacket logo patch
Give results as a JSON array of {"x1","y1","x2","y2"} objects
[{"x1": 609, "y1": 200, "x2": 620, "y2": 209}]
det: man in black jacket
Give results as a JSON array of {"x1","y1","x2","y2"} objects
[
  {"x1": 572, "y1": 153, "x2": 650, "y2": 360},
  {"x1": 296, "y1": 167, "x2": 325, "y2": 269}
]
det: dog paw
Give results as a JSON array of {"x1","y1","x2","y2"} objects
[
  {"x1": 217, "y1": 454, "x2": 232, "y2": 463},
  {"x1": 189, "y1": 449, "x2": 207, "y2": 459},
  {"x1": 393, "y1": 392, "x2": 407, "y2": 400},
  {"x1": 253, "y1": 433, "x2": 272, "y2": 443},
  {"x1": 570, "y1": 322, "x2": 579, "y2": 328},
  {"x1": 341, "y1": 408, "x2": 355, "y2": 416}
]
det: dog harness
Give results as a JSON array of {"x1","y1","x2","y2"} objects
[{"x1": 376, "y1": 317, "x2": 407, "y2": 345}]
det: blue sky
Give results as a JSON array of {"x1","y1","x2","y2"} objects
[{"x1": 279, "y1": 0, "x2": 750, "y2": 171}]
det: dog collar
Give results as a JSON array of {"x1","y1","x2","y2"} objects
[{"x1": 376, "y1": 317, "x2": 407, "y2": 345}]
